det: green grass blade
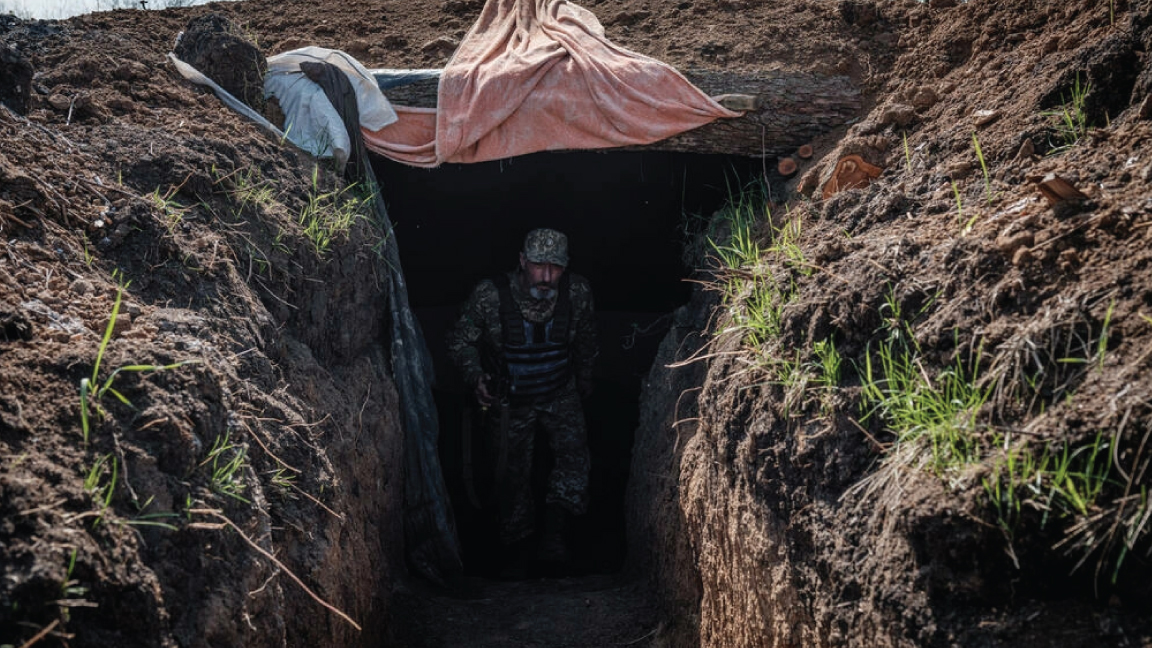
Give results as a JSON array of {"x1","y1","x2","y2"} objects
[
  {"x1": 103, "y1": 387, "x2": 135, "y2": 409},
  {"x1": 92, "y1": 287, "x2": 124, "y2": 385},
  {"x1": 80, "y1": 378, "x2": 91, "y2": 444}
]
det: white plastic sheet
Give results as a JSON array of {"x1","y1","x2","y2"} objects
[{"x1": 265, "y1": 47, "x2": 400, "y2": 167}]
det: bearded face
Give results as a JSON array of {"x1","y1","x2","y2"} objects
[{"x1": 520, "y1": 254, "x2": 564, "y2": 301}]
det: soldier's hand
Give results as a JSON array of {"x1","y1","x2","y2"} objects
[{"x1": 475, "y1": 374, "x2": 496, "y2": 408}]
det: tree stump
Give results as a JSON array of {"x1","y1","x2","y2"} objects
[{"x1": 376, "y1": 68, "x2": 862, "y2": 157}]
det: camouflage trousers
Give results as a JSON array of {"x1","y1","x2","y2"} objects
[{"x1": 490, "y1": 386, "x2": 589, "y2": 546}]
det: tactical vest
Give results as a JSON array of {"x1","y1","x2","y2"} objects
[{"x1": 493, "y1": 273, "x2": 572, "y2": 402}]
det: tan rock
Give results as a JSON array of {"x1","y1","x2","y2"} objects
[
  {"x1": 47, "y1": 94, "x2": 72, "y2": 110},
  {"x1": 947, "y1": 160, "x2": 973, "y2": 180},
  {"x1": 972, "y1": 109, "x2": 1000, "y2": 127},
  {"x1": 911, "y1": 87, "x2": 939, "y2": 111},
  {"x1": 421, "y1": 36, "x2": 460, "y2": 55},
  {"x1": 995, "y1": 230, "x2": 1034, "y2": 255},
  {"x1": 880, "y1": 103, "x2": 916, "y2": 127},
  {"x1": 1014, "y1": 138, "x2": 1035, "y2": 162},
  {"x1": 1012, "y1": 247, "x2": 1034, "y2": 266}
]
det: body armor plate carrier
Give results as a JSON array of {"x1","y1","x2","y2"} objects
[{"x1": 494, "y1": 273, "x2": 572, "y2": 403}]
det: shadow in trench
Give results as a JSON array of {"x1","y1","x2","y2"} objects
[{"x1": 373, "y1": 149, "x2": 761, "y2": 578}]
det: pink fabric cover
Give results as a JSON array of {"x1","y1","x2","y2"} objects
[{"x1": 362, "y1": 0, "x2": 739, "y2": 167}]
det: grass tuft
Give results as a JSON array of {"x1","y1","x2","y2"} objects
[
  {"x1": 83, "y1": 454, "x2": 118, "y2": 527},
  {"x1": 298, "y1": 166, "x2": 372, "y2": 256},
  {"x1": 202, "y1": 431, "x2": 251, "y2": 504},
  {"x1": 861, "y1": 338, "x2": 992, "y2": 475},
  {"x1": 80, "y1": 273, "x2": 197, "y2": 444},
  {"x1": 1044, "y1": 74, "x2": 1091, "y2": 152}
]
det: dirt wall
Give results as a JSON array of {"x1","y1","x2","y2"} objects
[
  {"x1": 0, "y1": 13, "x2": 407, "y2": 647},
  {"x1": 628, "y1": 1, "x2": 1152, "y2": 646}
]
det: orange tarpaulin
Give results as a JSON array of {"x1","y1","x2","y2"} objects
[{"x1": 362, "y1": 0, "x2": 740, "y2": 167}]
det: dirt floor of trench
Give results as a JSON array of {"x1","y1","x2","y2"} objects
[
  {"x1": 389, "y1": 574, "x2": 659, "y2": 648},
  {"x1": 3, "y1": 0, "x2": 1152, "y2": 646}
]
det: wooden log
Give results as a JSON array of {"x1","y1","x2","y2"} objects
[{"x1": 374, "y1": 68, "x2": 862, "y2": 158}]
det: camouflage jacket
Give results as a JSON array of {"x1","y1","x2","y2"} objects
[{"x1": 447, "y1": 270, "x2": 597, "y2": 399}]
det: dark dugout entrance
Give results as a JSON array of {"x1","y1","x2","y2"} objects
[{"x1": 374, "y1": 149, "x2": 763, "y2": 575}]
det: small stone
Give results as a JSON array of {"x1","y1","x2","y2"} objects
[
  {"x1": 972, "y1": 109, "x2": 1000, "y2": 127},
  {"x1": 107, "y1": 312, "x2": 133, "y2": 337},
  {"x1": 947, "y1": 160, "x2": 973, "y2": 180},
  {"x1": 880, "y1": 103, "x2": 916, "y2": 127},
  {"x1": 47, "y1": 94, "x2": 71, "y2": 110},
  {"x1": 911, "y1": 87, "x2": 939, "y2": 111},
  {"x1": 996, "y1": 230, "x2": 1034, "y2": 255},
  {"x1": 1014, "y1": 138, "x2": 1035, "y2": 162},
  {"x1": 421, "y1": 36, "x2": 460, "y2": 54}
]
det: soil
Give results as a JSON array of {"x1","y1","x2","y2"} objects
[
  {"x1": 1, "y1": 0, "x2": 1151, "y2": 647},
  {"x1": 390, "y1": 574, "x2": 658, "y2": 648}
]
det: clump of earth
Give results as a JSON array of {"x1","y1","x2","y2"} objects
[{"x1": 1, "y1": 0, "x2": 1151, "y2": 646}]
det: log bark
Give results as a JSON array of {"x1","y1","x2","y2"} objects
[{"x1": 375, "y1": 68, "x2": 862, "y2": 158}]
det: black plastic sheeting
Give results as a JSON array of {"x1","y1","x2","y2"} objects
[{"x1": 303, "y1": 62, "x2": 463, "y2": 584}]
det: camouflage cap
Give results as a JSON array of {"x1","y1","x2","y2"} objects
[{"x1": 523, "y1": 228, "x2": 569, "y2": 266}]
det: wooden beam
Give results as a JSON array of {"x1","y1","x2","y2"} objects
[{"x1": 374, "y1": 69, "x2": 862, "y2": 158}]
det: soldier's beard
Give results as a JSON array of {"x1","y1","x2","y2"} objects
[{"x1": 530, "y1": 284, "x2": 557, "y2": 300}]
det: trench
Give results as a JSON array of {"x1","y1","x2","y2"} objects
[{"x1": 373, "y1": 149, "x2": 762, "y2": 644}]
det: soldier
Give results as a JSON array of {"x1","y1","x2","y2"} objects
[{"x1": 447, "y1": 228, "x2": 597, "y2": 573}]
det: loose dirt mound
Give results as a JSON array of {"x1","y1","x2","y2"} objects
[{"x1": 1, "y1": 0, "x2": 1151, "y2": 646}]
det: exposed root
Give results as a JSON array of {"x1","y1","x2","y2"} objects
[
  {"x1": 189, "y1": 508, "x2": 362, "y2": 631},
  {"x1": 982, "y1": 293, "x2": 1108, "y2": 419},
  {"x1": 17, "y1": 619, "x2": 61, "y2": 648}
]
